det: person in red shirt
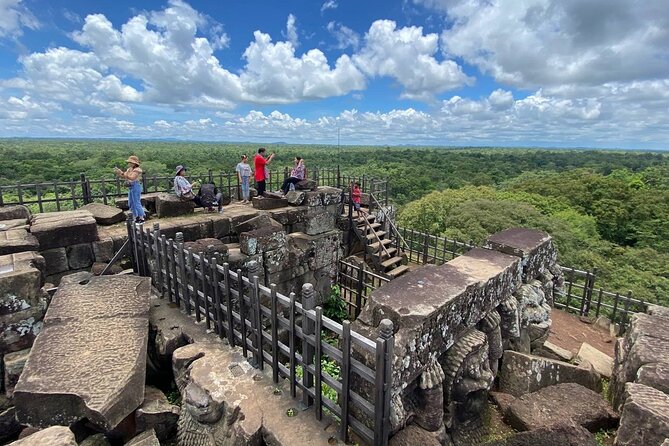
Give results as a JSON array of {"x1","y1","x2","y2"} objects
[
  {"x1": 351, "y1": 181, "x2": 366, "y2": 218},
  {"x1": 254, "y1": 147, "x2": 275, "y2": 196}
]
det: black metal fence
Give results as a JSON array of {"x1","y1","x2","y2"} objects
[
  {"x1": 129, "y1": 220, "x2": 393, "y2": 445},
  {"x1": 397, "y1": 226, "x2": 475, "y2": 265},
  {"x1": 337, "y1": 260, "x2": 391, "y2": 318},
  {"x1": 0, "y1": 166, "x2": 389, "y2": 214}
]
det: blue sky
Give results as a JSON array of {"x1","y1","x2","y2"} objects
[{"x1": 0, "y1": 0, "x2": 668, "y2": 149}]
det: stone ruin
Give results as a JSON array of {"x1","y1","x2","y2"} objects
[
  {"x1": 351, "y1": 228, "x2": 562, "y2": 444},
  {"x1": 0, "y1": 180, "x2": 668, "y2": 445}
]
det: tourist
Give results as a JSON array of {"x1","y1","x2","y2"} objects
[
  {"x1": 235, "y1": 154, "x2": 252, "y2": 204},
  {"x1": 254, "y1": 148, "x2": 275, "y2": 197},
  {"x1": 280, "y1": 157, "x2": 306, "y2": 194},
  {"x1": 351, "y1": 181, "x2": 366, "y2": 219},
  {"x1": 114, "y1": 155, "x2": 145, "y2": 224},
  {"x1": 174, "y1": 165, "x2": 222, "y2": 212}
]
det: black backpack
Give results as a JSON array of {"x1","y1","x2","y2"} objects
[{"x1": 199, "y1": 183, "x2": 218, "y2": 207}]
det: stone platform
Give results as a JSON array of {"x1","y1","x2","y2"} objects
[{"x1": 14, "y1": 273, "x2": 151, "y2": 430}]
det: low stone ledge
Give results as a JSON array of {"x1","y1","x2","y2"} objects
[
  {"x1": 30, "y1": 210, "x2": 98, "y2": 250},
  {"x1": 80, "y1": 203, "x2": 125, "y2": 225},
  {"x1": 0, "y1": 229, "x2": 39, "y2": 256},
  {"x1": 155, "y1": 193, "x2": 195, "y2": 218},
  {"x1": 0, "y1": 206, "x2": 31, "y2": 222}
]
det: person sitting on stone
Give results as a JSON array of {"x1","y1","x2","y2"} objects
[
  {"x1": 280, "y1": 157, "x2": 306, "y2": 194},
  {"x1": 174, "y1": 165, "x2": 222, "y2": 212}
]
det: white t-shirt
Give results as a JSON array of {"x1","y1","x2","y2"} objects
[{"x1": 236, "y1": 162, "x2": 252, "y2": 177}]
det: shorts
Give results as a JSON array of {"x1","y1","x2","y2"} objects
[{"x1": 353, "y1": 202, "x2": 361, "y2": 210}]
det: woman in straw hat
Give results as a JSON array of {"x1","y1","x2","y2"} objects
[{"x1": 114, "y1": 155, "x2": 145, "y2": 223}]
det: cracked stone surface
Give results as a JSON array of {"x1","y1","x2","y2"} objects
[{"x1": 14, "y1": 274, "x2": 151, "y2": 430}]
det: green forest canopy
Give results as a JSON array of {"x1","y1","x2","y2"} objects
[{"x1": 1, "y1": 139, "x2": 667, "y2": 304}]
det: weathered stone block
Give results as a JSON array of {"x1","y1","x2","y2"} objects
[
  {"x1": 234, "y1": 214, "x2": 283, "y2": 234},
  {"x1": 4, "y1": 348, "x2": 30, "y2": 398},
  {"x1": 0, "y1": 301, "x2": 46, "y2": 354},
  {"x1": 303, "y1": 187, "x2": 342, "y2": 207},
  {"x1": 493, "y1": 423, "x2": 598, "y2": 446},
  {"x1": 239, "y1": 227, "x2": 287, "y2": 256},
  {"x1": 135, "y1": 386, "x2": 179, "y2": 441},
  {"x1": 286, "y1": 190, "x2": 306, "y2": 205},
  {"x1": 126, "y1": 429, "x2": 160, "y2": 446},
  {"x1": 251, "y1": 196, "x2": 287, "y2": 210},
  {"x1": 304, "y1": 210, "x2": 336, "y2": 235},
  {"x1": 505, "y1": 383, "x2": 617, "y2": 432},
  {"x1": 615, "y1": 383, "x2": 669, "y2": 446},
  {"x1": 92, "y1": 238, "x2": 114, "y2": 263},
  {"x1": 14, "y1": 274, "x2": 151, "y2": 430},
  {"x1": 499, "y1": 350, "x2": 602, "y2": 397},
  {"x1": 0, "y1": 206, "x2": 30, "y2": 222},
  {"x1": 80, "y1": 203, "x2": 125, "y2": 225},
  {"x1": 0, "y1": 219, "x2": 29, "y2": 232},
  {"x1": 115, "y1": 192, "x2": 161, "y2": 212},
  {"x1": 484, "y1": 228, "x2": 557, "y2": 282},
  {"x1": 211, "y1": 215, "x2": 231, "y2": 239},
  {"x1": 41, "y1": 248, "x2": 69, "y2": 275},
  {"x1": 295, "y1": 179, "x2": 317, "y2": 191},
  {"x1": 154, "y1": 194, "x2": 195, "y2": 218},
  {"x1": 0, "y1": 229, "x2": 38, "y2": 256},
  {"x1": 0, "y1": 252, "x2": 45, "y2": 308},
  {"x1": 611, "y1": 312, "x2": 669, "y2": 410},
  {"x1": 534, "y1": 340, "x2": 574, "y2": 362},
  {"x1": 636, "y1": 362, "x2": 669, "y2": 396},
  {"x1": 354, "y1": 247, "x2": 521, "y2": 393},
  {"x1": 268, "y1": 207, "x2": 308, "y2": 226},
  {"x1": 8, "y1": 425, "x2": 77, "y2": 445},
  {"x1": 290, "y1": 231, "x2": 341, "y2": 271},
  {"x1": 67, "y1": 243, "x2": 94, "y2": 270},
  {"x1": 30, "y1": 210, "x2": 98, "y2": 250},
  {"x1": 183, "y1": 238, "x2": 228, "y2": 258},
  {"x1": 577, "y1": 342, "x2": 613, "y2": 379},
  {"x1": 0, "y1": 406, "x2": 22, "y2": 443}
]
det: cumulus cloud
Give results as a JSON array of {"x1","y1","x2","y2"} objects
[
  {"x1": 321, "y1": 1, "x2": 338, "y2": 13},
  {"x1": 327, "y1": 21, "x2": 360, "y2": 50},
  {"x1": 0, "y1": 0, "x2": 39, "y2": 39},
  {"x1": 284, "y1": 14, "x2": 299, "y2": 48},
  {"x1": 353, "y1": 20, "x2": 473, "y2": 100},
  {"x1": 431, "y1": 0, "x2": 669, "y2": 88}
]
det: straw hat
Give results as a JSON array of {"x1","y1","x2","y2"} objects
[
  {"x1": 126, "y1": 155, "x2": 141, "y2": 166},
  {"x1": 175, "y1": 165, "x2": 186, "y2": 175}
]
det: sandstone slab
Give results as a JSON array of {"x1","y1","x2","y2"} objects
[
  {"x1": 234, "y1": 214, "x2": 282, "y2": 234},
  {"x1": 14, "y1": 274, "x2": 151, "y2": 430},
  {"x1": 0, "y1": 229, "x2": 38, "y2": 256},
  {"x1": 41, "y1": 248, "x2": 69, "y2": 275},
  {"x1": 155, "y1": 193, "x2": 195, "y2": 218},
  {"x1": 304, "y1": 210, "x2": 336, "y2": 235},
  {"x1": 268, "y1": 207, "x2": 308, "y2": 226},
  {"x1": 66, "y1": 242, "x2": 94, "y2": 269},
  {"x1": 389, "y1": 424, "x2": 448, "y2": 446},
  {"x1": 0, "y1": 219, "x2": 29, "y2": 232},
  {"x1": 615, "y1": 383, "x2": 669, "y2": 446},
  {"x1": 354, "y1": 247, "x2": 521, "y2": 393},
  {"x1": 303, "y1": 187, "x2": 342, "y2": 207},
  {"x1": 286, "y1": 190, "x2": 306, "y2": 205},
  {"x1": 239, "y1": 227, "x2": 287, "y2": 256},
  {"x1": 251, "y1": 196, "x2": 288, "y2": 210},
  {"x1": 0, "y1": 251, "x2": 45, "y2": 311},
  {"x1": 8, "y1": 425, "x2": 77, "y2": 446},
  {"x1": 126, "y1": 429, "x2": 160, "y2": 446},
  {"x1": 636, "y1": 362, "x2": 669, "y2": 396},
  {"x1": 577, "y1": 342, "x2": 613, "y2": 379},
  {"x1": 135, "y1": 387, "x2": 179, "y2": 441},
  {"x1": 92, "y1": 238, "x2": 114, "y2": 263},
  {"x1": 535, "y1": 340, "x2": 574, "y2": 362},
  {"x1": 484, "y1": 228, "x2": 556, "y2": 281},
  {"x1": 0, "y1": 206, "x2": 30, "y2": 222},
  {"x1": 30, "y1": 210, "x2": 98, "y2": 250},
  {"x1": 505, "y1": 383, "x2": 617, "y2": 432},
  {"x1": 295, "y1": 179, "x2": 317, "y2": 191},
  {"x1": 80, "y1": 203, "x2": 125, "y2": 225},
  {"x1": 492, "y1": 423, "x2": 598, "y2": 446},
  {"x1": 499, "y1": 350, "x2": 602, "y2": 397}
]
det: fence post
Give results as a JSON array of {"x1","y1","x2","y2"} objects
[
  {"x1": 175, "y1": 232, "x2": 190, "y2": 314},
  {"x1": 301, "y1": 283, "x2": 315, "y2": 409},
  {"x1": 80, "y1": 173, "x2": 92, "y2": 204},
  {"x1": 375, "y1": 319, "x2": 394, "y2": 446},
  {"x1": 141, "y1": 172, "x2": 148, "y2": 194},
  {"x1": 421, "y1": 236, "x2": 429, "y2": 265},
  {"x1": 153, "y1": 223, "x2": 162, "y2": 292},
  {"x1": 355, "y1": 266, "x2": 364, "y2": 319},
  {"x1": 340, "y1": 319, "x2": 351, "y2": 442},
  {"x1": 126, "y1": 214, "x2": 138, "y2": 274},
  {"x1": 337, "y1": 165, "x2": 341, "y2": 189}
]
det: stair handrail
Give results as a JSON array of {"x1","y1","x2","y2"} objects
[
  {"x1": 361, "y1": 212, "x2": 392, "y2": 259},
  {"x1": 369, "y1": 192, "x2": 411, "y2": 253},
  {"x1": 347, "y1": 186, "x2": 392, "y2": 260}
]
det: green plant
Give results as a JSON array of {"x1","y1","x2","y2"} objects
[
  {"x1": 165, "y1": 388, "x2": 182, "y2": 405},
  {"x1": 594, "y1": 428, "x2": 615, "y2": 446},
  {"x1": 323, "y1": 285, "x2": 348, "y2": 323}
]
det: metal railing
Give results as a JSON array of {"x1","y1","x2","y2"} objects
[
  {"x1": 337, "y1": 260, "x2": 391, "y2": 319},
  {"x1": 0, "y1": 166, "x2": 389, "y2": 214},
  {"x1": 129, "y1": 220, "x2": 394, "y2": 446}
]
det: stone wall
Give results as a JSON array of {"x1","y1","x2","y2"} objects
[
  {"x1": 351, "y1": 227, "x2": 562, "y2": 445},
  {"x1": 610, "y1": 305, "x2": 669, "y2": 446}
]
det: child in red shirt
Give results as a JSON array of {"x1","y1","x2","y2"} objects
[{"x1": 351, "y1": 181, "x2": 365, "y2": 218}]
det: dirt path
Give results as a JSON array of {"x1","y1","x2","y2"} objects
[{"x1": 548, "y1": 308, "x2": 616, "y2": 357}]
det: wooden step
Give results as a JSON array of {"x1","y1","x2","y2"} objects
[
  {"x1": 358, "y1": 222, "x2": 382, "y2": 232},
  {"x1": 379, "y1": 247, "x2": 398, "y2": 259},
  {"x1": 381, "y1": 256, "x2": 403, "y2": 269},
  {"x1": 387, "y1": 264, "x2": 410, "y2": 278},
  {"x1": 368, "y1": 239, "x2": 392, "y2": 252},
  {"x1": 365, "y1": 231, "x2": 386, "y2": 242}
]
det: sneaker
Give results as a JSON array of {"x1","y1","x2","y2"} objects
[{"x1": 219, "y1": 208, "x2": 224, "y2": 214}]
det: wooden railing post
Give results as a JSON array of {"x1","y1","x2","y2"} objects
[
  {"x1": 301, "y1": 283, "x2": 315, "y2": 408},
  {"x1": 375, "y1": 319, "x2": 394, "y2": 446},
  {"x1": 355, "y1": 266, "x2": 364, "y2": 319}
]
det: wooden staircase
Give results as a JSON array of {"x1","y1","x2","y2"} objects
[{"x1": 344, "y1": 210, "x2": 409, "y2": 279}]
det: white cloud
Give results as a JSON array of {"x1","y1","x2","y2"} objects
[
  {"x1": 433, "y1": 0, "x2": 669, "y2": 88},
  {"x1": 0, "y1": 0, "x2": 39, "y2": 39},
  {"x1": 353, "y1": 20, "x2": 473, "y2": 100},
  {"x1": 321, "y1": 1, "x2": 338, "y2": 13},
  {"x1": 284, "y1": 14, "x2": 299, "y2": 48},
  {"x1": 326, "y1": 21, "x2": 360, "y2": 50}
]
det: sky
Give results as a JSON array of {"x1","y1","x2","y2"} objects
[{"x1": 0, "y1": 0, "x2": 667, "y2": 149}]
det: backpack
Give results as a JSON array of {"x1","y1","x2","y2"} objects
[{"x1": 199, "y1": 183, "x2": 218, "y2": 207}]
